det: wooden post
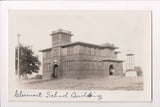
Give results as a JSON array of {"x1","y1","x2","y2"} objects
[{"x1": 17, "y1": 34, "x2": 20, "y2": 79}]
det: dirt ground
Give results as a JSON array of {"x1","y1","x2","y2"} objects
[{"x1": 18, "y1": 76, "x2": 143, "y2": 90}]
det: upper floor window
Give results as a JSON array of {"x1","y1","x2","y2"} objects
[
  {"x1": 47, "y1": 63, "x2": 50, "y2": 72},
  {"x1": 44, "y1": 51, "x2": 51, "y2": 58},
  {"x1": 53, "y1": 35, "x2": 59, "y2": 41}
]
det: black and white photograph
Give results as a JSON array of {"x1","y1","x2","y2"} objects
[{"x1": 7, "y1": 10, "x2": 151, "y2": 101}]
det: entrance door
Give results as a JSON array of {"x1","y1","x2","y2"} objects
[
  {"x1": 109, "y1": 65, "x2": 114, "y2": 75},
  {"x1": 52, "y1": 64, "x2": 58, "y2": 78}
]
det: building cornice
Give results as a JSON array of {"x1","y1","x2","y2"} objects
[
  {"x1": 102, "y1": 58, "x2": 125, "y2": 62},
  {"x1": 61, "y1": 41, "x2": 118, "y2": 49},
  {"x1": 39, "y1": 47, "x2": 52, "y2": 52}
]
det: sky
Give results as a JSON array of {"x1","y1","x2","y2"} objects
[{"x1": 9, "y1": 10, "x2": 151, "y2": 74}]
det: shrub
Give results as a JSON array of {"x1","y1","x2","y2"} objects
[
  {"x1": 135, "y1": 66, "x2": 143, "y2": 77},
  {"x1": 34, "y1": 74, "x2": 42, "y2": 79}
]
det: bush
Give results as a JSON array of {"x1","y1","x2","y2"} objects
[
  {"x1": 34, "y1": 74, "x2": 42, "y2": 79},
  {"x1": 135, "y1": 66, "x2": 143, "y2": 77}
]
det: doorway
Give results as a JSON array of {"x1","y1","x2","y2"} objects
[
  {"x1": 52, "y1": 64, "x2": 58, "y2": 78},
  {"x1": 109, "y1": 65, "x2": 114, "y2": 75}
]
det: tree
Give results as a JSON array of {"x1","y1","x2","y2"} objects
[
  {"x1": 15, "y1": 44, "x2": 41, "y2": 76},
  {"x1": 135, "y1": 66, "x2": 143, "y2": 77}
]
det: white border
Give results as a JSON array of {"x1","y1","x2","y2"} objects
[{"x1": 1, "y1": 1, "x2": 160, "y2": 107}]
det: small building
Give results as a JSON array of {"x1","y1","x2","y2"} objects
[{"x1": 39, "y1": 29, "x2": 124, "y2": 79}]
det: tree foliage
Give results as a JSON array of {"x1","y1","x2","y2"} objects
[{"x1": 15, "y1": 44, "x2": 41, "y2": 76}]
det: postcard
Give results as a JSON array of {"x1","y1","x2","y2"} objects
[{"x1": 8, "y1": 10, "x2": 151, "y2": 101}]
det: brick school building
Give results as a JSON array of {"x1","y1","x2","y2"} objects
[{"x1": 39, "y1": 29, "x2": 124, "y2": 79}]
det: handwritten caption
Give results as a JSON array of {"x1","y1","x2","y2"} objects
[{"x1": 15, "y1": 90, "x2": 103, "y2": 100}]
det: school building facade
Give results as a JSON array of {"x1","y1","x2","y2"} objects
[{"x1": 39, "y1": 29, "x2": 124, "y2": 79}]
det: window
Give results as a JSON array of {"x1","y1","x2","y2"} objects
[
  {"x1": 88, "y1": 47, "x2": 91, "y2": 54},
  {"x1": 53, "y1": 35, "x2": 58, "y2": 40},
  {"x1": 48, "y1": 52, "x2": 51, "y2": 58},
  {"x1": 67, "y1": 47, "x2": 74, "y2": 55},
  {"x1": 94, "y1": 48, "x2": 96, "y2": 55},
  {"x1": 52, "y1": 49, "x2": 59, "y2": 56},
  {"x1": 53, "y1": 41, "x2": 59, "y2": 46},
  {"x1": 67, "y1": 47, "x2": 70, "y2": 55},
  {"x1": 47, "y1": 63, "x2": 50, "y2": 72},
  {"x1": 85, "y1": 47, "x2": 89, "y2": 54},
  {"x1": 95, "y1": 49, "x2": 99, "y2": 55},
  {"x1": 91, "y1": 48, "x2": 94, "y2": 55},
  {"x1": 70, "y1": 47, "x2": 73, "y2": 54},
  {"x1": 43, "y1": 52, "x2": 47, "y2": 58},
  {"x1": 80, "y1": 46, "x2": 84, "y2": 53},
  {"x1": 46, "y1": 51, "x2": 51, "y2": 58}
]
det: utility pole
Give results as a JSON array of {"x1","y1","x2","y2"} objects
[{"x1": 17, "y1": 34, "x2": 20, "y2": 79}]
